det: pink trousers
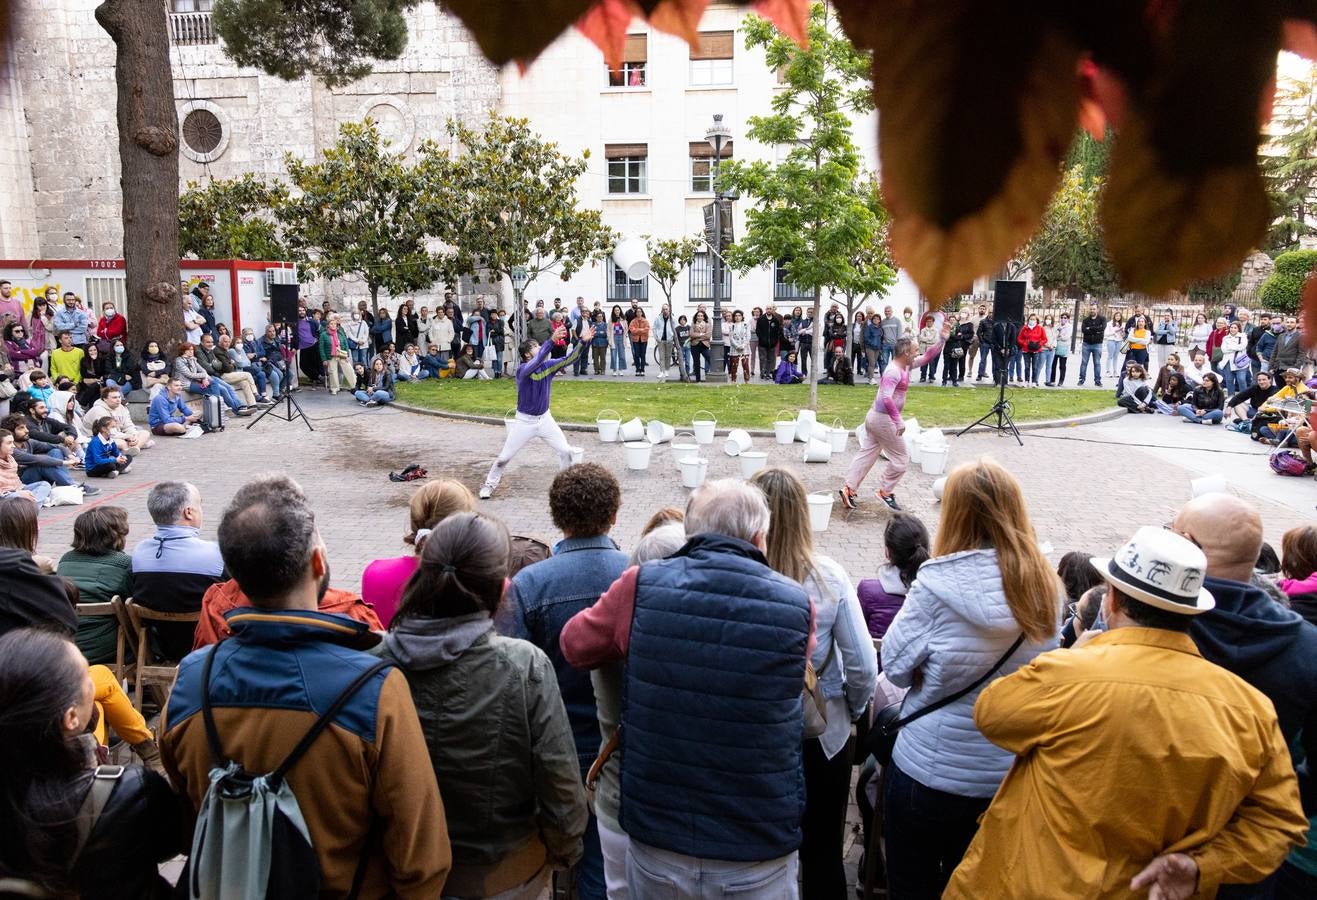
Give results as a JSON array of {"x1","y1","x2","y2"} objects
[{"x1": 846, "y1": 408, "x2": 907, "y2": 494}]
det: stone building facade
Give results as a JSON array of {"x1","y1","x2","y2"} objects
[{"x1": 0, "y1": 0, "x2": 499, "y2": 275}]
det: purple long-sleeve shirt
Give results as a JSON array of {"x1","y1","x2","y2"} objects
[{"x1": 516, "y1": 340, "x2": 584, "y2": 415}]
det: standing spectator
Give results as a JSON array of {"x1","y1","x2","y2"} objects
[
  {"x1": 973, "y1": 308, "x2": 996, "y2": 382},
  {"x1": 757, "y1": 306, "x2": 783, "y2": 380},
  {"x1": 147, "y1": 377, "x2": 200, "y2": 436},
  {"x1": 879, "y1": 305, "x2": 902, "y2": 372},
  {"x1": 57, "y1": 505, "x2": 133, "y2": 664},
  {"x1": 863, "y1": 312, "x2": 884, "y2": 383},
  {"x1": 370, "y1": 305, "x2": 393, "y2": 354},
  {"x1": 52, "y1": 293, "x2": 90, "y2": 348},
  {"x1": 130, "y1": 481, "x2": 225, "y2": 659},
  {"x1": 1221, "y1": 322, "x2": 1252, "y2": 394},
  {"x1": 1037, "y1": 313, "x2": 1057, "y2": 386},
  {"x1": 944, "y1": 527, "x2": 1308, "y2": 899},
  {"x1": 489, "y1": 309, "x2": 507, "y2": 377},
  {"x1": 856, "y1": 512, "x2": 931, "y2": 639},
  {"x1": 748, "y1": 305, "x2": 763, "y2": 378},
  {"x1": 1103, "y1": 316, "x2": 1124, "y2": 379},
  {"x1": 1270, "y1": 316, "x2": 1305, "y2": 373},
  {"x1": 881, "y1": 459, "x2": 1061, "y2": 898},
  {"x1": 29, "y1": 290, "x2": 56, "y2": 366},
  {"x1": 965, "y1": 302, "x2": 987, "y2": 377},
  {"x1": 1187, "y1": 311, "x2": 1212, "y2": 356},
  {"x1": 689, "y1": 309, "x2": 712, "y2": 382},
  {"x1": 1154, "y1": 310, "x2": 1178, "y2": 368},
  {"x1": 463, "y1": 304, "x2": 488, "y2": 363},
  {"x1": 1206, "y1": 316, "x2": 1230, "y2": 373},
  {"x1": 628, "y1": 308, "x2": 649, "y2": 376},
  {"x1": 318, "y1": 313, "x2": 356, "y2": 395},
  {"x1": 380, "y1": 512, "x2": 588, "y2": 898},
  {"x1": 160, "y1": 475, "x2": 452, "y2": 897},
  {"x1": 427, "y1": 307, "x2": 455, "y2": 371},
  {"x1": 346, "y1": 311, "x2": 372, "y2": 367},
  {"x1": 676, "y1": 314, "x2": 692, "y2": 374},
  {"x1": 95, "y1": 301, "x2": 127, "y2": 353},
  {"x1": 498, "y1": 463, "x2": 627, "y2": 900},
  {"x1": 652, "y1": 303, "x2": 678, "y2": 381},
  {"x1": 394, "y1": 300, "x2": 419, "y2": 350},
  {"x1": 1048, "y1": 312, "x2": 1071, "y2": 385},
  {"x1": 588, "y1": 309, "x2": 608, "y2": 375},
  {"x1": 751, "y1": 468, "x2": 878, "y2": 898},
  {"x1": 0, "y1": 279, "x2": 23, "y2": 329},
  {"x1": 561, "y1": 480, "x2": 813, "y2": 897},
  {"x1": 608, "y1": 305, "x2": 628, "y2": 376},
  {"x1": 728, "y1": 309, "x2": 750, "y2": 383},
  {"x1": 1016, "y1": 313, "x2": 1045, "y2": 386},
  {"x1": 943, "y1": 314, "x2": 973, "y2": 386}
]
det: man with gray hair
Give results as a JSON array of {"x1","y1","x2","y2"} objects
[
  {"x1": 130, "y1": 480, "x2": 225, "y2": 658},
  {"x1": 561, "y1": 479, "x2": 814, "y2": 897}
]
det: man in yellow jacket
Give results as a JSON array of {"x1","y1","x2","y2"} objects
[{"x1": 945, "y1": 526, "x2": 1308, "y2": 899}]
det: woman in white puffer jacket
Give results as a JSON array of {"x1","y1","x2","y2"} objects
[{"x1": 880, "y1": 458, "x2": 1062, "y2": 899}]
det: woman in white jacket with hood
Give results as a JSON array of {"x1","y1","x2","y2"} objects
[{"x1": 880, "y1": 458, "x2": 1061, "y2": 899}]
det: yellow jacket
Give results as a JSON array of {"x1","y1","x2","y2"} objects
[{"x1": 945, "y1": 628, "x2": 1308, "y2": 899}]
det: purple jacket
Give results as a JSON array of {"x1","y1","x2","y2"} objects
[{"x1": 857, "y1": 566, "x2": 908, "y2": 642}]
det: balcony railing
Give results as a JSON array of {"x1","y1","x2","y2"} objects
[{"x1": 169, "y1": 11, "x2": 216, "y2": 46}]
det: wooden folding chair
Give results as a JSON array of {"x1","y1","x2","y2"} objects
[
  {"x1": 123, "y1": 599, "x2": 199, "y2": 711},
  {"x1": 76, "y1": 598, "x2": 129, "y2": 682}
]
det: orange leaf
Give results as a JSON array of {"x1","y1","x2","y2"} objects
[
  {"x1": 648, "y1": 0, "x2": 710, "y2": 46},
  {"x1": 1078, "y1": 57, "x2": 1126, "y2": 138},
  {"x1": 753, "y1": 0, "x2": 810, "y2": 47},
  {"x1": 576, "y1": 0, "x2": 644, "y2": 70}
]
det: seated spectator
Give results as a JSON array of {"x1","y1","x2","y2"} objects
[
  {"x1": 1183, "y1": 350, "x2": 1213, "y2": 387},
  {"x1": 192, "y1": 578, "x2": 381, "y2": 649},
  {"x1": 130, "y1": 481, "x2": 225, "y2": 659},
  {"x1": 26, "y1": 369, "x2": 53, "y2": 404},
  {"x1": 1253, "y1": 368, "x2": 1312, "y2": 442},
  {"x1": 397, "y1": 343, "x2": 427, "y2": 381},
  {"x1": 1154, "y1": 371, "x2": 1189, "y2": 415},
  {"x1": 0, "y1": 628, "x2": 182, "y2": 900},
  {"x1": 148, "y1": 377, "x2": 200, "y2": 436},
  {"x1": 823, "y1": 345, "x2": 854, "y2": 385},
  {"x1": 1152, "y1": 351, "x2": 1183, "y2": 395},
  {"x1": 455, "y1": 344, "x2": 491, "y2": 380},
  {"x1": 2, "y1": 414, "x2": 96, "y2": 495},
  {"x1": 775, "y1": 351, "x2": 804, "y2": 384},
  {"x1": 85, "y1": 416, "x2": 132, "y2": 478},
  {"x1": 83, "y1": 385, "x2": 152, "y2": 455},
  {"x1": 160, "y1": 474, "x2": 451, "y2": 896},
  {"x1": 354, "y1": 356, "x2": 395, "y2": 406},
  {"x1": 1279, "y1": 524, "x2": 1317, "y2": 597},
  {"x1": 362, "y1": 478, "x2": 476, "y2": 628},
  {"x1": 380, "y1": 512, "x2": 588, "y2": 898},
  {"x1": 239, "y1": 327, "x2": 282, "y2": 399},
  {"x1": 172, "y1": 341, "x2": 252, "y2": 417},
  {"x1": 1227, "y1": 370, "x2": 1279, "y2": 422},
  {"x1": 48, "y1": 330, "x2": 84, "y2": 383},
  {"x1": 0, "y1": 493, "x2": 76, "y2": 635},
  {"x1": 77, "y1": 342, "x2": 105, "y2": 409},
  {"x1": 1178, "y1": 372, "x2": 1225, "y2": 425},
  {"x1": 0, "y1": 427, "x2": 51, "y2": 506},
  {"x1": 101, "y1": 338, "x2": 139, "y2": 392},
  {"x1": 259, "y1": 323, "x2": 293, "y2": 391},
  {"x1": 138, "y1": 340, "x2": 169, "y2": 395},
  {"x1": 1059, "y1": 583, "x2": 1105, "y2": 648},
  {"x1": 4, "y1": 320, "x2": 42, "y2": 373},
  {"x1": 857, "y1": 511, "x2": 931, "y2": 640},
  {"x1": 219, "y1": 332, "x2": 271, "y2": 404},
  {"x1": 1055, "y1": 551, "x2": 1105, "y2": 646},
  {"x1": 197, "y1": 333, "x2": 258, "y2": 409},
  {"x1": 23, "y1": 395, "x2": 79, "y2": 447},
  {"x1": 1117, "y1": 363, "x2": 1153, "y2": 413},
  {"x1": 57, "y1": 506, "x2": 133, "y2": 665}
]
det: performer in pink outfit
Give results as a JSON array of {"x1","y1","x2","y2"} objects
[{"x1": 841, "y1": 324, "x2": 948, "y2": 511}]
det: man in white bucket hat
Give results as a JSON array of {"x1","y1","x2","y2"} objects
[{"x1": 945, "y1": 526, "x2": 1307, "y2": 900}]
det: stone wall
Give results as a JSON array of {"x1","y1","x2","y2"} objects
[
  {"x1": 1238, "y1": 249, "x2": 1275, "y2": 294},
  {"x1": 0, "y1": 50, "x2": 38, "y2": 257}
]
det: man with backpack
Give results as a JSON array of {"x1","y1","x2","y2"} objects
[{"x1": 160, "y1": 475, "x2": 451, "y2": 899}]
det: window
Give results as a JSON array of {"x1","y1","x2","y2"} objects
[
  {"x1": 605, "y1": 144, "x2": 648, "y2": 194},
  {"x1": 774, "y1": 258, "x2": 811, "y2": 300},
  {"x1": 606, "y1": 259, "x2": 648, "y2": 301},
  {"x1": 689, "y1": 251, "x2": 732, "y2": 301},
  {"x1": 83, "y1": 277, "x2": 128, "y2": 307},
  {"x1": 607, "y1": 34, "x2": 648, "y2": 87},
  {"x1": 689, "y1": 31, "x2": 734, "y2": 86},
  {"x1": 172, "y1": 0, "x2": 214, "y2": 10},
  {"x1": 689, "y1": 140, "x2": 734, "y2": 193}
]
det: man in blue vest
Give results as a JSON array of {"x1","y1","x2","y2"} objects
[
  {"x1": 497, "y1": 462, "x2": 627, "y2": 900},
  {"x1": 561, "y1": 479, "x2": 813, "y2": 898}
]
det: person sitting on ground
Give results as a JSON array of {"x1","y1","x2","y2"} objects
[
  {"x1": 130, "y1": 481, "x2": 225, "y2": 660},
  {"x1": 1117, "y1": 363, "x2": 1154, "y2": 413},
  {"x1": 455, "y1": 343, "x2": 491, "y2": 380},
  {"x1": 1226, "y1": 370, "x2": 1279, "y2": 423},
  {"x1": 2, "y1": 414, "x2": 96, "y2": 495},
  {"x1": 1183, "y1": 350, "x2": 1213, "y2": 388},
  {"x1": 943, "y1": 526, "x2": 1309, "y2": 899},
  {"x1": 396, "y1": 342, "x2": 426, "y2": 381},
  {"x1": 1152, "y1": 351, "x2": 1183, "y2": 395},
  {"x1": 56, "y1": 505, "x2": 133, "y2": 665},
  {"x1": 354, "y1": 355, "x2": 396, "y2": 406},
  {"x1": 173, "y1": 341, "x2": 253, "y2": 417},
  {"x1": 192, "y1": 578, "x2": 381, "y2": 649},
  {"x1": 25, "y1": 369, "x2": 53, "y2": 405},
  {"x1": 0, "y1": 628, "x2": 183, "y2": 900},
  {"x1": 1178, "y1": 371, "x2": 1225, "y2": 425},
  {"x1": 147, "y1": 377, "x2": 200, "y2": 436},
  {"x1": 83, "y1": 386, "x2": 152, "y2": 455},
  {"x1": 774, "y1": 350, "x2": 804, "y2": 384},
  {"x1": 379, "y1": 512, "x2": 588, "y2": 899},
  {"x1": 1279, "y1": 524, "x2": 1317, "y2": 597},
  {"x1": 21, "y1": 395, "x2": 79, "y2": 448},
  {"x1": 0, "y1": 428, "x2": 51, "y2": 506},
  {"x1": 362, "y1": 479, "x2": 476, "y2": 629},
  {"x1": 857, "y1": 512, "x2": 931, "y2": 640},
  {"x1": 823, "y1": 344, "x2": 855, "y2": 385},
  {"x1": 1154, "y1": 371, "x2": 1190, "y2": 415},
  {"x1": 84, "y1": 416, "x2": 131, "y2": 479},
  {"x1": 197, "y1": 333, "x2": 258, "y2": 409},
  {"x1": 138, "y1": 340, "x2": 169, "y2": 395},
  {"x1": 160, "y1": 474, "x2": 452, "y2": 897},
  {"x1": 48, "y1": 330, "x2": 85, "y2": 384}
]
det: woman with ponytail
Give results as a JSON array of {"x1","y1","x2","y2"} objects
[
  {"x1": 378, "y1": 512, "x2": 587, "y2": 899},
  {"x1": 0, "y1": 628, "x2": 181, "y2": 898},
  {"x1": 857, "y1": 512, "x2": 931, "y2": 640}
]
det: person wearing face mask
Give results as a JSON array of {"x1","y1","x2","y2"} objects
[
  {"x1": 103, "y1": 340, "x2": 139, "y2": 392},
  {"x1": 346, "y1": 312, "x2": 371, "y2": 368},
  {"x1": 95, "y1": 303, "x2": 127, "y2": 353},
  {"x1": 1016, "y1": 315, "x2": 1046, "y2": 386},
  {"x1": 1269, "y1": 317, "x2": 1305, "y2": 373},
  {"x1": 138, "y1": 341, "x2": 170, "y2": 396}
]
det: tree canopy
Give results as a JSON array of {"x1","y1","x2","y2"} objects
[
  {"x1": 1261, "y1": 66, "x2": 1317, "y2": 255},
  {"x1": 1019, "y1": 164, "x2": 1120, "y2": 299},
  {"x1": 1259, "y1": 249, "x2": 1317, "y2": 314},
  {"x1": 179, "y1": 174, "x2": 289, "y2": 261}
]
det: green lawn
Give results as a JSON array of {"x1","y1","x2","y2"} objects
[{"x1": 396, "y1": 379, "x2": 1115, "y2": 430}]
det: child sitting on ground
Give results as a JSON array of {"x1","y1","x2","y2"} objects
[
  {"x1": 85, "y1": 416, "x2": 131, "y2": 478},
  {"x1": 774, "y1": 351, "x2": 804, "y2": 384}
]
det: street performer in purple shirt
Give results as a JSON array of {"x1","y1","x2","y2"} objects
[{"x1": 480, "y1": 321, "x2": 595, "y2": 499}]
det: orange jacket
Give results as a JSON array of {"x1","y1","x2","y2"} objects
[{"x1": 192, "y1": 579, "x2": 382, "y2": 650}]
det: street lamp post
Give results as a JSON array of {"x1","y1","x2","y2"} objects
[
  {"x1": 510, "y1": 265, "x2": 530, "y2": 347},
  {"x1": 706, "y1": 113, "x2": 732, "y2": 383}
]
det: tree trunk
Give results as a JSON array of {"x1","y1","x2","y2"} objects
[
  {"x1": 370, "y1": 282, "x2": 379, "y2": 317},
  {"x1": 808, "y1": 287, "x2": 822, "y2": 409},
  {"x1": 96, "y1": 0, "x2": 181, "y2": 348}
]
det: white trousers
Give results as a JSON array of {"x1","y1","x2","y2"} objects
[
  {"x1": 598, "y1": 820, "x2": 631, "y2": 900},
  {"x1": 483, "y1": 411, "x2": 573, "y2": 490}
]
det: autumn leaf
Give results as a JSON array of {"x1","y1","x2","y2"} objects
[
  {"x1": 576, "y1": 0, "x2": 644, "y2": 69},
  {"x1": 648, "y1": 0, "x2": 711, "y2": 46},
  {"x1": 444, "y1": 0, "x2": 596, "y2": 66},
  {"x1": 752, "y1": 0, "x2": 810, "y2": 47}
]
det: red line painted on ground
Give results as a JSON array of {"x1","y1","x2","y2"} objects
[{"x1": 42, "y1": 479, "x2": 160, "y2": 526}]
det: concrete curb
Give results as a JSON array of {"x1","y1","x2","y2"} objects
[{"x1": 391, "y1": 401, "x2": 1126, "y2": 437}]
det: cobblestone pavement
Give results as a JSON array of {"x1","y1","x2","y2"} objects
[{"x1": 43, "y1": 388, "x2": 1312, "y2": 895}]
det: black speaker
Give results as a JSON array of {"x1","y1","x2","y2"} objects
[
  {"x1": 270, "y1": 283, "x2": 300, "y2": 325},
  {"x1": 992, "y1": 280, "x2": 1026, "y2": 324}
]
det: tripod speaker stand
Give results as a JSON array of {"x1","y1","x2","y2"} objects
[
  {"x1": 956, "y1": 281, "x2": 1025, "y2": 445},
  {"x1": 957, "y1": 363, "x2": 1021, "y2": 444},
  {"x1": 246, "y1": 355, "x2": 313, "y2": 432},
  {"x1": 248, "y1": 284, "x2": 314, "y2": 432}
]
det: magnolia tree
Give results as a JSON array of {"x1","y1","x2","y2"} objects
[
  {"x1": 179, "y1": 174, "x2": 290, "y2": 261},
  {"x1": 642, "y1": 235, "x2": 701, "y2": 381}
]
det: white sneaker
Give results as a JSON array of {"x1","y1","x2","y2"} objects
[{"x1": 479, "y1": 485, "x2": 492, "y2": 499}]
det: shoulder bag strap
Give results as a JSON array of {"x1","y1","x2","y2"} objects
[
  {"x1": 886, "y1": 633, "x2": 1026, "y2": 734},
  {"x1": 71, "y1": 765, "x2": 124, "y2": 863},
  {"x1": 270, "y1": 660, "x2": 392, "y2": 787},
  {"x1": 199, "y1": 643, "x2": 226, "y2": 765}
]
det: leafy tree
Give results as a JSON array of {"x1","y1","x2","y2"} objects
[
  {"x1": 212, "y1": 0, "x2": 417, "y2": 87},
  {"x1": 1019, "y1": 165, "x2": 1121, "y2": 299},
  {"x1": 179, "y1": 175, "x2": 290, "y2": 260},
  {"x1": 834, "y1": 175, "x2": 896, "y2": 359},
  {"x1": 719, "y1": 2, "x2": 878, "y2": 408},
  {"x1": 643, "y1": 235, "x2": 701, "y2": 381},
  {"x1": 423, "y1": 114, "x2": 615, "y2": 344},
  {"x1": 1259, "y1": 249, "x2": 1317, "y2": 314},
  {"x1": 279, "y1": 120, "x2": 440, "y2": 313},
  {"x1": 1261, "y1": 68, "x2": 1317, "y2": 255}
]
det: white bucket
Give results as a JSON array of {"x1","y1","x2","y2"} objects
[
  {"x1": 679, "y1": 455, "x2": 709, "y2": 489},
  {"x1": 905, "y1": 428, "x2": 923, "y2": 463},
  {"x1": 739, "y1": 450, "x2": 768, "y2": 478},
  {"x1": 806, "y1": 491, "x2": 835, "y2": 532},
  {"x1": 796, "y1": 408, "x2": 817, "y2": 443},
  {"x1": 774, "y1": 411, "x2": 797, "y2": 445},
  {"x1": 618, "y1": 417, "x2": 645, "y2": 442},
  {"x1": 1190, "y1": 474, "x2": 1228, "y2": 497},
  {"x1": 570, "y1": 446, "x2": 585, "y2": 465},
  {"x1": 596, "y1": 408, "x2": 621, "y2": 442},
  {"x1": 828, "y1": 427, "x2": 849, "y2": 454},
  {"x1": 646, "y1": 420, "x2": 675, "y2": 445},
  {"x1": 612, "y1": 234, "x2": 651, "y2": 281},
  {"x1": 692, "y1": 410, "x2": 717, "y2": 445},
  {"x1": 855, "y1": 422, "x2": 869, "y2": 449},
  {"x1": 624, "y1": 441, "x2": 653, "y2": 470},
  {"x1": 671, "y1": 434, "x2": 699, "y2": 472},
  {"x1": 810, "y1": 420, "x2": 831, "y2": 443},
  {"x1": 919, "y1": 433, "x2": 949, "y2": 475},
  {"x1": 724, "y1": 428, "x2": 753, "y2": 457},
  {"x1": 932, "y1": 475, "x2": 948, "y2": 500},
  {"x1": 803, "y1": 437, "x2": 833, "y2": 463}
]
